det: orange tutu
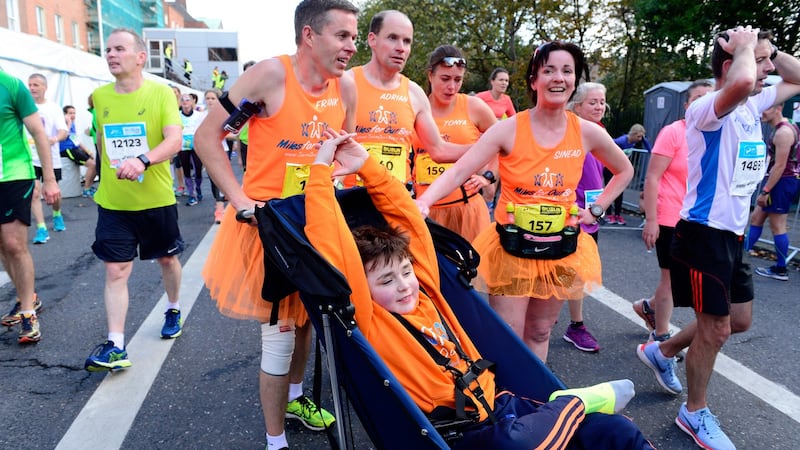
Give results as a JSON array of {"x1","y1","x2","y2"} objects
[
  {"x1": 428, "y1": 195, "x2": 491, "y2": 243},
  {"x1": 202, "y1": 205, "x2": 308, "y2": 327},
  {"x1": 470, "y1": 227, "x2": 601, "y2": 300}
]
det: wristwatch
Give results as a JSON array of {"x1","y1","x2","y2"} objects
[
  {"x1": 482, "y1": 170, "x2": 496, "y2": 184},
  {"x1": 136, "y1": 154, "x2": 151, "y2": 170},
  {"x1": 589, "y1": 203, "x2": 605, "y2": 219},
  {"x1": 770, "y1": 43, "x2": 779, "y2": 61}
]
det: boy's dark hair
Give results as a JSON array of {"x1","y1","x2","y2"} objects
[{"x1": 352, "y1": 225, "x2": 413, "y2": 273}]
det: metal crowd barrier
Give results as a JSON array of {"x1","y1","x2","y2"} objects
[{"x1": 618, "y1": 148, "x2": 799, "y2": 262}]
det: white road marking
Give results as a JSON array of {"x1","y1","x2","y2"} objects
[
  {"x1": 52, "y1": 227, "x2": 800, "y2": 449},
  {"x1": 589, "y1": 285, "x2": 800, "y2": 424},
  {"x1": 55, "y1": 225, "x2": 218, "y2": 450}
]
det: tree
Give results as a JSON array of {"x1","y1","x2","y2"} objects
[{"x1": 352, "y1": 0, "x2": 800, "y2": 135}]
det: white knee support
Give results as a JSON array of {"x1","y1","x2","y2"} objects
[{"x1": 260, "y1": 322, "x2": 295, "y2": 376}]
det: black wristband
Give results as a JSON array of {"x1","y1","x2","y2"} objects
[
  {"x1": 482, "y1": 170, "x2": 496, "y2": 184},
  {"x1": 770, "y1": 44, "x2": 779, "y2": 61},
  {"x1": 136, "y1": 154, "x2": 151, "y2": 170}
]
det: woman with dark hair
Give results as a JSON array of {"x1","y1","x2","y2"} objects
[
  {"x1": 476, "y1": 67, "x2": 516, "y2": 119},
  {"x1": 416, "y1": 41, "x2": 633, "y2": 361},
  {"x1": 411, "y1": 45, "x2": 497, "y2": 241}
]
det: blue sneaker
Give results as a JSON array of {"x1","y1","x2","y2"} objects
[
  {"x1": 53, "y1": 215, "x2": 66, "y2": 232},
  {"x1": 32, "y1": 227, "x2": 49, "y2": 244},
  {"x1": 85, "y1": 341, "x2": 131, "y2": 372},
  {"x1": 186, "y1": 196, "x2": 198, "y2": 206},
  {"x1": 161, "y1": 308, "x2": 182, "y2": 338},
  {"x1": 675, "y1": 403, "x2": 735, "y2": 450},
  {"x1": 636, "y1": 341, "x2": 682, "y2": 394},
  {"x1": 754, "y1": 265, "x2": 788, "y2": 281}
]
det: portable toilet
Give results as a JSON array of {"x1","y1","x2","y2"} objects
[{"x1": 643, "y1": 81, "x2": 692, "y2": 141}]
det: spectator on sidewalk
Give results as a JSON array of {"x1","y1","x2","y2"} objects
[{"x1": 605, "y1": 124, "x2": 651, "y2": 225}]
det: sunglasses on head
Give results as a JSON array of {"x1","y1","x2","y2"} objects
[{"x1": 439, "y1": 57, "x2": 467, "y2": 68}]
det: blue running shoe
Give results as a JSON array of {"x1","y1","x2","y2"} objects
[
  {"x1": 53, "y1": 215, "x2": 66, "y2": 232},
  {"x1": 754, "y1": 265, "x2": 788, "y2": 281},
  {"x1": 186, "y1": 196, "x2": 198, "y2": 206},
  {"x1": 85, "y1": 341, "x2": 131, "y2": 372},
  {"x1": 161, "y1": 308, "x2": 182, "y2": 338},
  {"x1": 675, "y1": 403, "x2": 735, "y2": 450},
  {"x1": 637, "y1": 341, "x2": 682, "y2": 394},
  {"x1": 32, "y1": 227, "x2": 49, "y2": 244}
]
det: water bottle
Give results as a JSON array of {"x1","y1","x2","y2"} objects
[
  {"x1": 505, "y1": 202, "x2": 517, "y2": 233},
  {"x1": 563, "y1": 204, "x2": 579, "y2": 235}
]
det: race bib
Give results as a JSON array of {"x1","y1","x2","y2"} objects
[
  {"x1": 103, "y1": 123, "x2": 149, "y2": 168},
  {"x1": 415, "y1": 153, "x2": 452, "y2": 185},
  {"x1": 364, "y1": 143, "x2": 408, "y2": 182},
  {"x1": 584, "y1": 189, "x2": 603, "y2": 208},
  {"x1": 281, "y1": 163, "x2": 311, "y2": 198},
  {"x1": 514, "y1": 204, "x2": 566, "y2": 233},
  {"x1": 182, "y1": 134, "x2": 195, "y2": 150},
  {"x1": 730, "y1": 140, "x2": 766, "y2": 197}
]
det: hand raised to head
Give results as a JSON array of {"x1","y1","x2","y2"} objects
[{"x1": 719, "y1": 25, "x2": 759, "y2": 55}]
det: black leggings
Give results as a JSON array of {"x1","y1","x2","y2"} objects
[
  {"x1": 178, "y1": 150, "x2": 203, "y2": 196},
  {"x1": 602, "y1": 167, "x2": 623, "y2": 216},
  {"x1": 210, "y1": 150, "x2": 232, "y2": 202}
]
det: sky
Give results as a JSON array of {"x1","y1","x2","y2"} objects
[{"x1": 185, "y1": 0, "x2": 301, "y2": 65}]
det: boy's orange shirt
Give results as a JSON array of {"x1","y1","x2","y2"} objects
[{"x1": 305, "y1": 158, "x2": 496, "y2": 421}]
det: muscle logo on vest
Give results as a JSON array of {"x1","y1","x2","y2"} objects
[
  {"x1": 553, "y1": 148, "x2": 583, "y2": 159},
  {"x1": 443, "y1": 119, "x2": 468, "y2": 127},
  {"x1": 379, "y1": 93, "x2": 408, "y2": 102},
  {"x1": 534, "y1": 167, "x2": 564, "y2": 188},
  {"x1": 301, "y1": 115, "x2": 329, "y2": 139},
  {"x1": 314, "y1": 97, "x2": 339, "y2": 110},
  {"x1": 369, "y1": 106, "x2": 398, "y2": 125},
  {"x1": 421, "y1": 321, "x2": 459, "y2": 361}
]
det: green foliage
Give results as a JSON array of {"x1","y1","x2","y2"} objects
[{"x1": 352, "y1": 0, "x2": 800, "y2": 135}]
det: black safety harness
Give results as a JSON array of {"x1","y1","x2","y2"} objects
[{"x1": 391, "y1": 300, "x2": 497, "y2": 428}]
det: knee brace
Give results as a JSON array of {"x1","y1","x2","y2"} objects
[{"x1": 260, "y1": 322, "x2": 295, "y2": 376}]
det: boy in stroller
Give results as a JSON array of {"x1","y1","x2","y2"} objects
[{"x1": 302, "y1": 130, "x2": 654, "y2": 449}]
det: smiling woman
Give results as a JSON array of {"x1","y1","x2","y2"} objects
[{"x1": 415, "y1": 40, "x2": 634, "y2": 363}]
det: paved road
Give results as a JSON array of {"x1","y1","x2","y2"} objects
[{"x1": 1, "y1": 184, "x2": 798, "y2": 449}]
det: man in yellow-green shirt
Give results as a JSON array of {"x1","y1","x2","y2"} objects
[{"x1": 85, "y1": 28, "x2": 184, "y2": 372}]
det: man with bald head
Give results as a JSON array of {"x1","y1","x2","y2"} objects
[{"x1": 345, "y1": 10, "x2": 474, "y2": 189}]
